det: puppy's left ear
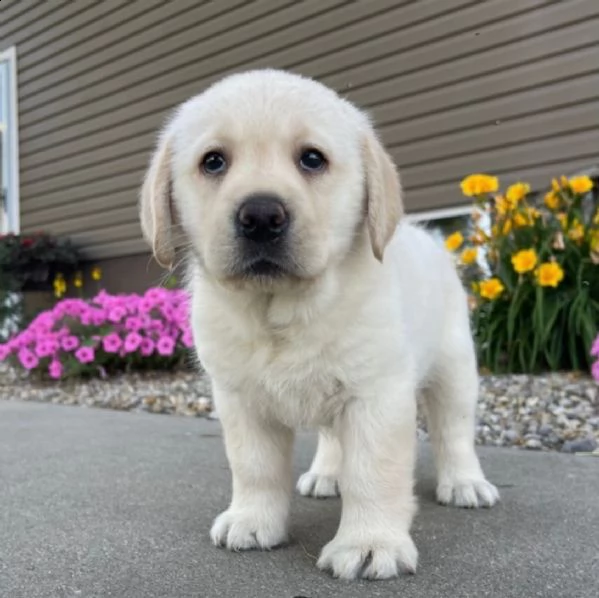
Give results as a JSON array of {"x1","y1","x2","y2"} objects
[{"x1": 362, "y1": 128, "x2": 404, "y2": 262}]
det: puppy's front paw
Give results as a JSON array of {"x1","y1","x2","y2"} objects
[
  {"x1": 317, "y1": 532, "x2": 418, "y2": 580},
  {"x1": 296, "y1": 472, "x2": 339, "y2": 498},
  {"x1": 210, "y1": 508, "x2": 288, "y2": 550},
  {"x1": 437, "y1": 476, "x2": 499, "y2": 508}
]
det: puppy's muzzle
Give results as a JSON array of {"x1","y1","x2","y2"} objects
[{"x1": 236, "y1": 195, "x2": 290, "y2": 244}]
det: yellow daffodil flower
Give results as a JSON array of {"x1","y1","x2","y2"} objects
[
  {"x1": 460, "y1": 174, "x2": 499, "y2": 197},
  {"x1": 511, "y1": 249, "x2": 538, "y2": 274},
  {"x1": 536, "y1": 262, "x2": 564, "y2": 287},
  {"x1": 569, "y1": 175, "x2": 593, "y2": 195},
  {"x1": 460, "y1": 247, "x2": 478, "y2": 265},
  {"x1": 505, "y1": 182, "x2": 530, "y2": 203},
  {"x1": 445, "y1": 231, "x2": 464, "y2": 252},
  {"x1": 479, "y1": 278, "x2": 505, "y2": 300}
]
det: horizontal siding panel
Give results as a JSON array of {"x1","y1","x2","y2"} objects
[
  {"x1": 0, "y1": 1, "x2": 106, "y2": 49},
  {"x1": 18, "y1": 0, "x2": 276, "y2": 90},
  {"x1": 23, "y1": 189, "x2": 139, "y2": 228},
  {"x1": 0, "y1": 0, "x2": 44, "y2": 23},
  {"x1": 376, "y1": 73, "x2": 599, "y2": 145},
  {"x1": 21, "y1": 152, "x2": 146, "y2": 204},
  {"x1": 23, "y1": 132, "x2": 156, "y2": 185},
  {"x1": 21, "y1": 172, "x2": 140, "y2": 216},
  {"x1": 43, "y1": 206, "x2": 139, "y2": 237},
  {"x1": 66, "y1": 221, "x2": 141, "y2": 248},
  {"x1": 17, "y1": 0, "x2": 344, "y2": 119},
  {"x1": 323, "y1": 0, "x2": 599, "y2": 93},
  {"x1": 302, "y1": 0, "x2": 581, "y2": 85},
  {"x1": 82, "y1": 238, "x2": 149, "y2": 260},
  {"x1": 371, "y1": 45, "x2": 599, "y2": 127},
  {"x1": 407, "y1": 157, "x2": 599, "y2": 213},
  {"x1": 347, "y1": 19, "x2": 599, "y2": 109},
  {"x1": 389, "y1": 101, "x2": 599, "y2": 168},
  {"x1": 401, "y1": 129, "x2": 599, "y2": 192},
  {"x1": 17, "y1": 0, "x2": 183, "y2": 74}
]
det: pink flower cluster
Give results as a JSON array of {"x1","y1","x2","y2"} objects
[
  {"x1": 591, "y1": 335, "x2": 599, "y2": 382},
  {"x1": 0, "y1": 288, "x2": 193, "y2": 379}
]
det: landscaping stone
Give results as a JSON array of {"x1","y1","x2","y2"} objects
[{"x1": 0, "y1": 363, "x2": 597, "y2": 452}]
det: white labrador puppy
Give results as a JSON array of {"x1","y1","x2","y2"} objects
[{"x1": 140, "y1": 68, "x2": 499, "y2": 580}]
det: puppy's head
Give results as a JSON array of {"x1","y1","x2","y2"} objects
[{"x1": 140, "y1": 69, "x2": 403, "y2": 287}]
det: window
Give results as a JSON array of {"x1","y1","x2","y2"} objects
[
  {"x1": 0, "y1": 47, "x2": 19, "y2": 234},
  {"x1": 407, "y1": 205, "x2": 473, "y2": 246}
]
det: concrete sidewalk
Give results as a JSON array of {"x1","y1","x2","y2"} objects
[{"x1": 1, "y1": 401, "x2": 597, "y2": 598}]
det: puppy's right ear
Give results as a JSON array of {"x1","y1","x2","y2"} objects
[{"x1": 139, "y1": 128, "x2": 176, "y2": 269}]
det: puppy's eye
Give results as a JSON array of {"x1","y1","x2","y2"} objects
[
  {"x1": 299, "y1": 148, "x2": 327, "y2": 173},
  {"x1": 201, "y1": 151, "x2": 227, "y2": 175}
]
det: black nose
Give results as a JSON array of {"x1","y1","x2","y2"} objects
[{"x1": 236, "y1": 195, "x2": 290, "y2": 243}]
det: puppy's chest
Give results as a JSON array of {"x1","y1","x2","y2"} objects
[{"x1": 212, "y1": 329, "x2": 353, "y2": 426}]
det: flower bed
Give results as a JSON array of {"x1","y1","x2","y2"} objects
[
  {"x1": 0, "y1": 288, "x2": 194, "y2": 379},
  {"x1": 446, "y1": 173, "x2": 598, "y2": 376}
]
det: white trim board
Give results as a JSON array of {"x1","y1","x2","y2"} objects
[
  {"x1": 406, "y1": 204, "x2": 471, "y2": 223},
  {"x1": 0, "y1": 46, "x2": 20, "y2": 234}
]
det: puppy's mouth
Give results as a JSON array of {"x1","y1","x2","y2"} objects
[{"x1": 244, "y1": 258, "x2": 287, "y2": 278}]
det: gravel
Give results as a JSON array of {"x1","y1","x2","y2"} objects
[{"x1": 1, "y1": 364, "x2": 597, "y2": 453}]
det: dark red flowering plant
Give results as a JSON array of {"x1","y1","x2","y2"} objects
[{"x1": 0, "y1": 232, "x2": 80, "y2": 292}]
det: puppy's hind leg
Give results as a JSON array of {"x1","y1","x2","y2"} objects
[
  {"x1": 423, "y1": 324, "x2": 499, "y2": 508},
  {"x1": 297, "y1": 428, "x2": 341, "y2": 498}
]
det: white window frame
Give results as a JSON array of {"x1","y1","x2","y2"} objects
[
  {"x1": 406, "y1": 204, "x2": 471, "y2": 223},
  {"x1": 0, "y1": 46, "x2": 20, "y2": 234}
]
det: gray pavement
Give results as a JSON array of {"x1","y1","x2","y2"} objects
[{"x1": 1, "y1": 400, "x2": 597, "y2": 598}]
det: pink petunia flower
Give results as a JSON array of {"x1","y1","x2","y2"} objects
[
  {"x1": 138, "y1": 298, "x2": 154, "y2": 313},
  {"x1": 18, "y1": 348, "x2": 39, "y2": 370},
  {"x1": 108, "y1": 306, "x2": 127, "y2": 323},
  {"x1": 79, "y1": 309, "x2": 93, "y2": 326},
  {"x1": 123, "y1": 332, "x2": 143, "y2": 353},
  {"x1": 156, "y1": 336, "x2": 176, "y2": 356},
  {"x1": 139, "y1": 338, "x2": 155, "y2": 357},
  {"x1": 145, "y1": 288, "x2": 167, "y2": 302},
  {"x1": 591, "y1": 336, "x2": 599, "y2": 358},
  {"x1": 102, "y1": 333, "x2": 122, "y2": 354},
  {"x1": 160, "y1": 304, "x2": 175, "y2": 320},
  {"x1": 75, "y1": 346, "x2": 95, "y2": 364},
  {"x1": 91, "y1": 309, "x2": 107, "y2": 326},
  {"x1": 592, "y1": 359, "x2": 599, "y2": 382},
  {"x1": 18, "y1": 331, "x2": 35, "y2": 347},
  {"x1": 48, "y1": 359, "x2": 63, "y2": 380},
  {"x1": 125, "y1": 317, "x2": 143, "y2": 332},
  {"x1": 35, "y1": 338, "x2": 59, "y2": 358},
  {"x1": 147, "y1": 319, "x2": 164, "y2": 333},
  {"x1": 61, "y1": 335, "x2": 80, "y2": 351}
]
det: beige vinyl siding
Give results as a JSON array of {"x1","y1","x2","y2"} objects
[{"x1": 1, "y1": 0, "x2": 598, "y2": 259}]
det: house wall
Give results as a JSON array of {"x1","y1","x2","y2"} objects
[{"x1": 1, "y1": 0, "x2": 598, "y2": 287}]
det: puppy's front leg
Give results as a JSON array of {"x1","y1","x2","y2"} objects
[
  {"x1": 318, "y1": 380, "x2": 418, "y2": 580},
  {"x1": 210, "y1": 387, "x2": 293, "y2": 551}
]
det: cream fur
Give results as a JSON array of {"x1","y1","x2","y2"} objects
[{"x1": 140, "y1": 68, "x2": 499, "y2": 581}]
